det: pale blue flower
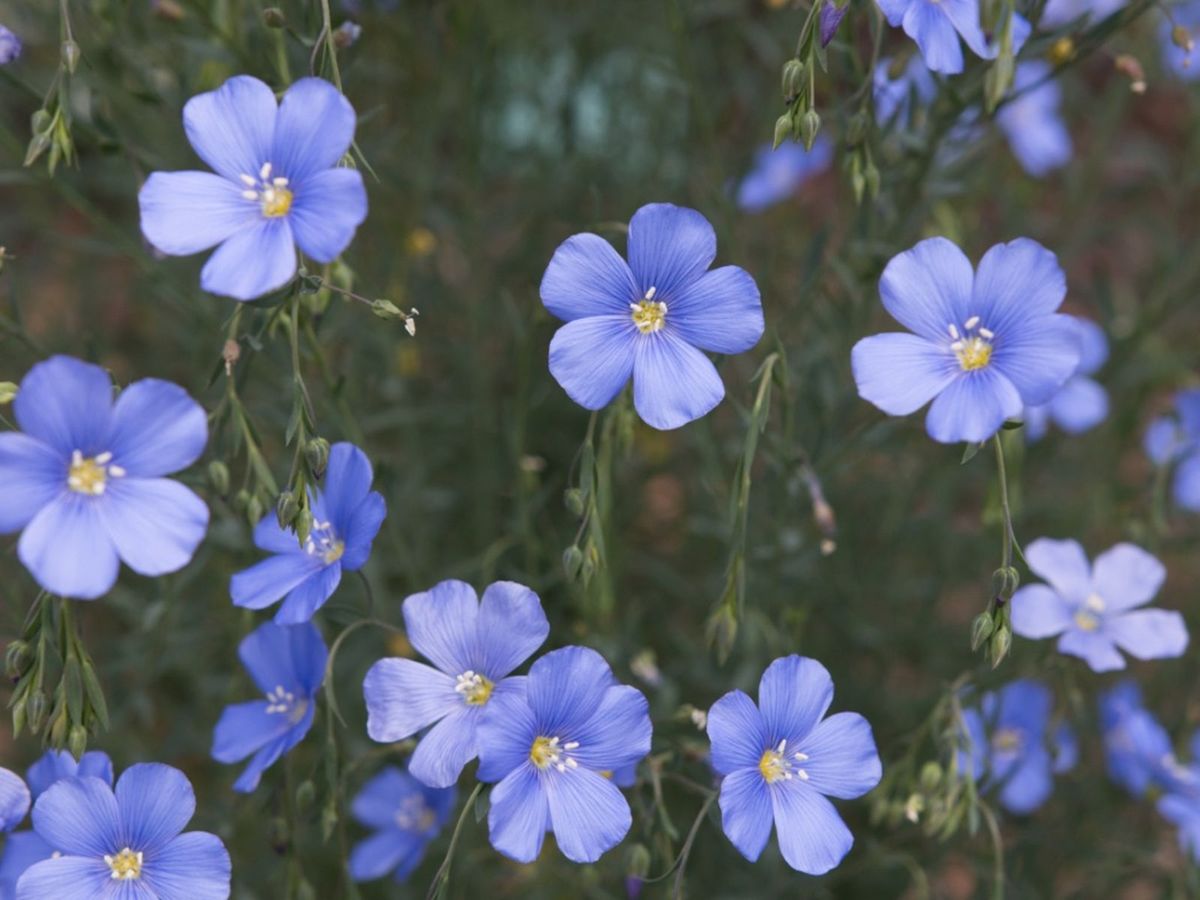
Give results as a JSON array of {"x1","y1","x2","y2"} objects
[
  {"x1": 874, "y1": 56, "x2": 937, "y2": 125},
  {"x1": 0, "y1": 26, "x2": 20, "y2": 65},
  {"x1": 997, "y1": 62, "x2": 1072, "y2": 177},
  {"x1": 1023, "y1": 316, "x2": 1108, "y2": 440},
  {"x1": 736, "y1": 140, "x2": 832, "y2": 212},
  {"x1": 1041, "y1": 0, "x2": 1124, "y2": 26},
  {"x1": 348, "y1": 767, "x2": 455, "y2": 883},
  {"x1": 1143, "y1": 389, "x2": 1200, "y2": 512}
]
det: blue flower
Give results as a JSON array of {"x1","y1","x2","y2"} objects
[
  {"x1": 1143, "y1": 389, "x2": 1200, "y2": 512},
  {"x1": 1041, "y1": 0, "x2": 1124, "y2": 27},
  {"x1": 0, "y1": 834, "x2": 49, "y2": 900},
  {"x1": 541, "y1": 203, "x2": 764, "y2": 430},
  {"x1": 139, "y1": 75, "x2": 368, "y2": 301},
  {"x1": 1098, "y1": 681, "x2": 1190, "y2": 797},
  {"x1": 1010, "y1": 539, "x2": 1188, "y2": 672},
  {"x1": 230, "y1": 442, "x2": 385, "y2": 623},
  {"x1": 364, "y1": 580, "x2": 549, "y2": 788},
  {"x1": 211, "y1": 621, "x2": 326, "y2": 792},
  {"x1": 735, "y1": 141, "x2": 832, "y2": 213},
  {"x1": 16, "y1": 763, "x2": 230, "y2": 898},
  {"x1": 997, "y1": 62, "x2": 1072, "y2": 177},
  {"x1": 348, "y1": 767, "x2": 456, "y2": 883},
  {"x1": 0, "y1": 356, "x2": 209, "y2": 600},
  {"x1": 957, "y1": 679, "x2": 1075, "y2": 814},
  {"x1": 707, "y1": 656, "x2": 880, "y2": 875},
  {"x1": 0, "y1": 772, "x2": 28, "y2": 834},
  {"x1": 0, "y1": 26, "x2": 20, "y2": 65},
  {"x1": 1160, "y1": 3, "x2": 1200, "y2": 82},
  {"x1": 875, "y1": 0, "x2": 993, "y2": 73},
  {"x1": 851, "y1": 237, "x2": 1081, "y2": 444},
  {"x1": 475, "y1": 646, "x2": 651, "y2": 864},
  {"x1": 1023, "y1": 316, "x2": 1108, "y2": 441},
  {"x1": 874, "y1": 56, "x2": 938, "y2": 125}
]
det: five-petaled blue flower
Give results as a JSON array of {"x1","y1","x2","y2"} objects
[
  {"x1": 957, "y1": 679, "x2": 1076, "y2": 814},
  {"x1": 139, "y1": 75, "x2": 368, "y2": 301},
  {"x1": 851, "y1": 237, "x2": 1081, "y2": 444},
  {"x1": 1144, "y1": 389, "x2": 1200, "y2": 512},
  {"x1": 475, "y1": 646, "x2": 652, "y2": 864},
  {"x1": 230, "y1": 441, "x2": 385, "y2": 623},
  {"x1": 1010, "y1": 538, "x2": 1188, "y2": 672},
  {"x1": 541, "y1": 203, "x2": 765, "y2": 430},
  {"x1": 1023, "y1": 316, "x2": 1108, "y2": 441},
  {"x1": 363, "y1": 579, "x2": 549, "y2": 788},
  {"x1": 0, "y1": 25, "x2": 20, "y2": 65},
  {"x1": 0, "y1": 356, "x2": 209, "y2": 600},
  {"x1": 875, "y1": 0, "x2": 991, "y2": 73},
  {"x1": 1098, "y1": 681, "x2": 1191, "y2": 798},
  {"x1": 0, "y1": 770, "x2": 28, "y2": 834},
  {"x1": 17, "y1": 763, "x2": 230, "y2": 899},
  {"x1": 211, "y1": 620, "x2": 327, "y2": 793},
  {"x1": 707, "y1": 655, "x2": 881, "y2": 875},
  {"x1": 735, "y1": 140, "x2": 832, "y2": 213},
  {"x1": 348, "y1": 766, "x2": 456, "y2": 883},
  {"x1": 997, "y1": 62, "x2": 1073, "y2": 178}
]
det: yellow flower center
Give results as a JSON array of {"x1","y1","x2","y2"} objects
[
  {"x1": 239, "y1": 162, "x2": 293, "y2": 219},
  {"x1": 757, "y1": 739, "x2": 809, "y2": 784},
  {"x1": 630, "y1": 286, "x2": 667, "y2": 334},
  {"x1": 1073, "y1": 593, "x2": 1106, "y2": 631},
  {"x1": 454, "y1": 671, "x2": 494, "y2": 706},
  {"x1": 530, "y1": 735, "x2": 579, "y2": 772},
  {"x1": 991, "y1": 728, "x2": 1023, "y2": 753},
  {"x1": 67, "y1": 450, "x2": 125, "y2": 496},
  {"x1": 304, "y1": 521, "x2": 344, "y2": 564},
  {"x1": 104, "y1": 847, "x2": 143, "y2": 881},
  {"x1": 947, "y1": 315, "x2": 995, "y2": 372}
]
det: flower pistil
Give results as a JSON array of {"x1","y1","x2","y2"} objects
[
  {"x1": 240, "y1": 162, "x2": 293, "y2": 219},
  {"x1": 67, "y1": 450, "x2": 125, "y2": 496},
  {"x1": 530, "y1": 735, "x2": 580, "y2": 773},
  {"x1": 757, "y1": 738, "x2": 810, "y2": 784},
  {"x1": 948, "y1": 316, "x2": 995, "y2": 371},
  {"x1": 104, "y1": 847, "x2": 143, "y2": 880},
  {"x1": 630, "y1": 286, "x2": 668, "y2": 334}
]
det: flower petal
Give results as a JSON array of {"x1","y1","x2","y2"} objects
[
  {"x1": 348, "y1": 828, "x2": 425, "y2": 882},
  {"x1": 18, "y1": 495, "x2": 119, "y2": 600},
  {"x1": 351, "y1": 768, "x2": 424, "y2": 829},
  {"x1": 230, "y1": 553, "x2": 325, "y2": 612},
  {"x1": 1046, "y1": 376, "x2": 1108, "y2": 435},
  {"x1": 289, "y1": 168, "x2": 368, "y2": 263},
  {"x1": 758, "y1": 656, "x2": 834, "y2": 746},
  {"x1": 275, "y1": 562, "x2": 342, "y2": 624},
  {"x1": 548, "y1": 316, "x2": 637, "y2": 411},
  {"x1": 527, "y1": 646, "x2": 615, "y2": 736},
  {"x1": 770, "y1": 782, "x2": 854, "y2": 875},
  {"x1": 0, "y1": 831, "x2": 53, "y2": 895},
  {"x1": 0, "y1": 769, "x2": 29, "y2": 832},
  {"x1": 1090, "y1": 543, "x2": 1166, "y2": 612},
  {"x1": 238, "y1": 620, "x2": 328, "y2": 697},
  {"x1": 632, "y1": 331, "x2": 724, "y2": 430},
  {"x1": 545, "y1": 768, "x2": 630, "y2": 863},
  {"x1": 107, "y1": 379, "x2": 207, "y2": 478},
  {"x1": 487, "y1": 765, "x2": 549, "y2": 864},
  {"x1": 1025, "y1": 537, "x2": 1091, "y2": 602},
  {"x1": 402, "y1": 579, "x2": 480, "y2": 675},
  {"x1": 990, "y1": 313, "x2": 1080, "y2": 407},
  {"x1": 13, "y1": 855, "x2": 111, "y2": 900},
  {"x1": 272, "y1": 78, "x2": 357, "y2": 182},
  {"x1": 924, "y1": 368, "x2": 1022, "y2": 444},
  {"x1": 211, "y1": 701, "x2": 288, "y2": 764},
  {"x1": 1109, "y1": 610, "x2": 1189, "y2": 661},
  {"x1": 200, "y1": 218, "x2": 296, "y2": 301},
  {"x1": 476, "y1": 581, "x2": 550, "y2": 679},
  {"x1": 363, "y1": 658, "x2": 458, "y2": 743},
  {"x1": 667, "y1": 266, "x2": 764, "y2": 355},
  {"x1": 115, "y1": 764, "x2": 194, "y2": 852},
  {"x1": 902, "y1": 1, "x2": 965, "y2": 74},
  {"x1": 0, "y1": 433, "x2": 63, "y2": 533},
  {"x1": 251, "y1": 513, "x2": 304, "y2": 554},
  {"x1": 232, "y1": 723, "x2": 308, "y2": 794},
  {"x1": 141, "y1": 832, "x2": 231, "y2": 900},
  {"x1": 998, "y1": 749, "x2": 1053, "y2": 814},
  {"x1": 707, "y1": 690, "x2": 768, "y2": 775},
  {"x1": 716, "y1": 768, "x2": 773, "y2": 862},
  {"x1": 183, "y1": 75, "x2": 277, "y2": 182},
  {"x1": 1070, "y1": 317, "x2": 1109, "y2": 375},
  {"x1": 31, "y1": 777, "x2": 120, "y2": 857},
  {"x1": 940, "y1": 0, "x2": 992, "y2": 59},
  {"x1": 339, "y1": 491, "x2": 385, "y2": 571},
  {"x1": 14, "y1": 356, "x2": 113, "y2": 457},
  {"x1": 851, "y1": 333, "x2": 958, "y2": 416},
  {"x1": 626, "y1": 203, "x2": 716, "y2": 298},
  {"x1": 972, "y1": 238, "x2": 1067, "y2": 331},
  {"x1": 540, "y1": 233, "x2": 639, "y2": 321},
  {"x1": 797, "y1": 712, "x2": 882, "y2": 800},
  {"x1": 570, "y1": 685, "x2": 652, "y2": 773},
  {"x1": 1011, "y1": 584, "x2": 1074, "y2": 639},
  {"x1": 409, "y1": 708, "x2": 480, "y2": 789},
  {"x1": 476, "y1": 685, "x2": 538, "y2": 783},
  {"x1": 100, "y1": 478, "x2": 208, "y2": 577},
  {"x1": 320, "y1": 443, "x2": 374, "y2": 536},
  {"x1": 878, "y1": 237, "x2": 973, "y2": 342},
  {"x1": 1057, "y1": 629, "x2": 1126, "y2": 672},
  {"x1": 139, "y1": 172, "x2": 255, "y2": 256},
  {"x1": 1175, "y1": 452, "x2": 1200, "y2": 511}
]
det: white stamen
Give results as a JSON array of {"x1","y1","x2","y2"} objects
[
  {"x1": 563, "y1": 741, "x2": 580, "y2": 750},
  {"x1": 979, "y1": 327, "x2": 994, "y2": 339},
  {"x1": 947, "y1": 324, "x2": 960, "y2": 339},
  {"x1": 242, "y1": 190, "x2": 259, "y2": 201},
  {"x1": 964, "y1": 315, "x2": 980, "y2": 329},
  {"x1": 108, "y1": 465, "x2": 126, "y2": 478},
  {"x1": 239, "y1": 173, "x2": 257, "y2": 187},
  {"x1": 259, "y1": 162, "x2": 272, "y2": 180},
  {"x1": 644, "y1": 286, "x2": 657, "y2": 301}
]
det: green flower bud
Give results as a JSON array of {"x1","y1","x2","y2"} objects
[
  {"x1": 989, "y1": 624, "x2": 1012, "y2": 669},
  {"x1": 781, "y1": 58, "x2": 805, "y2": 100},
  {"x1": 263, "y1": 7, "x2": 286, "y2": 27},
  {"x1": 970, "y1": 611, "x2": 994, "y2": 651},
  {"x1": 4, "y1": 640, "x2": 30, "y2": 679},
  {"x1": 68, "y1": 724, "x2": 88, "y2": 759},
  {"x1": 26, "y1": 690, "x2": 48, "y2": 734},
  {"x1": 207, "y1": 460, "x2": 230, "y2": 495},
  {"x1": 305, "y1": 437, "x2": 331, "y2": 477},
  {"x1": 773, "y1": 113, "x2": 794, "y2": 150},
  {"x1": 562, "y1": 545, "x2": 584, "y2": 581},
  {"x1": 276, "y1": 491, "x2": 300, "y2": 529},
  {"x1": 61, "y1": 40, "x2": 80, "y2": 74},
  {"x1": 564, "y1": 488, "x2": 585, "y2": 517},
  {"x1": 246, "y1": 494, "x2": 265, "y2": 529},
  {"x1": 919, "y1": 761, "x2": 943, "y2": 792},
  {"x1": 800, "y1": 109, "x2": 821, "y2": 151},
  {"x1": 626, "y1": 843, "x2": 652, "y2": 879},
  {"x1": 295, "y1": 779, "x2": 316, "y2": 812},
  {"x1": 0, "y1": 383, "x2": 15, "y2": 405}
]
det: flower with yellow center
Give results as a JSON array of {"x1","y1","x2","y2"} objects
[
  {"x1": 757, "y1": 738, "x2": 809, "y2": 784},
  {"x1": 947, "y1": 315, "x2": 995, "y2": 372},
  {"x1": 104, "y1": 847, "x2": 143, "y2": 881},
  {"x1": 529, "y1": 735, "x2": 579, "y2": 773},
  {"x1": 1073, "y1": 593, "x2": 1106, "y2": 632},
  {"x1": 454, "y1": 670, "x2": 494, "y2": 706},
  {"x1": 67, "y1": 450, "x2": 125, "y2": 496},
  {"x1": 630, "y1": 286, "x2": 667, "y2": 334},
  {"x1": 239, "y1": 163, "x2": 293, "y2": 219}
]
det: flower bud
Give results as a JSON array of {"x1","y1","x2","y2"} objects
[
  {"x1": 564, "y1": 488, "x2": 585, "y2": 517},
  {"x1": 5, "y1": 641, "x2": 30, "y2": 679},
  {"x1": 772, "y1": 113, "x2": 793, "y2": 150},
  {"x1": 919, "y1": 761, "x2": 943, "y2": 791},
  {"x1": 276, "y1": 491, "x2": 300, "y2": 529},
  {"x1": 151, "y1": 0, "x2": 186, "y2": 22},
  {"x1": 781, "y1": 58, "x2": 805, "y2": 100},
  {"x1": 989, "y1": 624, "x2": 1012, "y2": 668},
  {"x1": 1048, "y1": 36, "x2": 1075, "y2": 65},
  {"x1": 207, "y1": 460, "x2": 230, "y2": 495},
  {"x1": 626, "y1": 843, "x2": 652, "y2": 879},
  {"x1": 61, "y1": 39, "x2": 80, "y2": 74},
  {"x1": 333, "y1": 21, "x2": 362, "y2": 50},
  {"x1": 31, "y1": 109, "x2": 53, "y2": 135},
  {"x1": 562, "y1": 545, "x2": 584, "y2": 581},
  {"x1": 263, "y1": 7, "x2": 286, "y2": 27},
  {"x1": 969, "y1": 612, "x2": 994, "y2": 651},
  {"x1": 246, "y1": 494, "x2": 265, "y2": 528},
  {"x1": 295, "y1": 779, "x2": 316, "y2": 811},
  {"x1": 819, "y1": 2, "x2": 849, "y2": 47},
  {"x1": 305, "y1": 437, "x2": 330, "y2": 477},
  {"x1": 864, "y1": 159, "x2": 880, "y2": 198},
  {"x1": 800, "y1": 109, "x2": 821, "y2": 151},
  {"x1": 25, "y1": 690, "x2": 47, "y2": 734},
  {"x1": 68, "y1": 724, "x2": 88, "y2": 759}
]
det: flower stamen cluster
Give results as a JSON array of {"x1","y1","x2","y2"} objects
[
  {"x1": 529, "y1": 735, "x2": 580, "y2": 773},
  {"x1": 757, "y1": 738, "x2": 810, "y2": 784},
  {"x1": 67, "y1": 450, "x2": 125, "y2": 496},
  {"x1": 104, "y1": 847, "x2": 143, "y2": 881},
  {"x1": 239, "y1": 162, "x2": 293, "y2": 218}
]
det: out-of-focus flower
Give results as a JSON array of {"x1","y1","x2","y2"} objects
[
  {"x1": 1041, "y1": 0, "x2": 1124, "y2": 27},
  {"x1": 17, "y1": 764, "x2": 231, "y2": 898},
  {"x1": 212, "y1": 621, "x2": 327, "y2": 792},
  {"x1": 231, "y1": 442, "x2": 385, "y2": 623},
  {"x1": 1011, "y1": 539, "x2": 1187, "y2": 672},
  {"x1": 363, "y1": 580, "x2": 549, "y2": 788},
  {"x1": 874, "y1": 56, "x2": 938, "y2": 125},
  {"x1": 1160, "y1": 3, "x2": 1200, "y2": 81},
  {"x1": 997, "y1": 62, "x2": 1073, "y2": 178},
  {"x1": 706, "y1": 655, "x2": 881, "y2": 875},
  {"x1": 1098, "y1": 681, "x2": 1190, "y2": 797},
  {"x1": 541, "y1": 203, "x2": 764, "y2": 430},
  {"x1": 0, "y1": 356, "x2": 209, "y2": 600},
  {"x1": 139, "y1": 76, "x2": 368, "y2": 300},
  {"x1": 957, "y1": 679, "x2": 1075, "y2": 814},
  {"x1": 735, "y1": 140, "x2": 832, "y2": 213},
  {"x1": 874, "y1": 0, "x2": 993, "y2": 74},
  {"x1": 0, "y1": 26, "x2": 20, "y2": 65},
  {"x1": 475, "y1": 646, "x2": 651, "y2": 864},
  {"x1": 1024, "y1": 316, "x2": 1108, "y2": 440},
  {"x1": 348, "y1": 767, "x2": 455, "y2": 883},
  {"x1": 851, "y1": 237, "x2": 1080, "y2": 444},
  {"x1": 1143, "y1": 389, "x2": 1200, "y2": 511},
  {"x1": 0, "y1": 771, "x2": 28, "y2": 833},
  {"x1": 334, "y1": 20, "x2": 362, "y2": 48}
]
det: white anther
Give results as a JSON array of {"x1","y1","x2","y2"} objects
[
  {"x1": 947, "y1": 324, "x2": 960, "y2": 339},
  {"x1": 239, "y1": 173, "x2": 257, "y2": 187},
  {"x1": 644, "y1": 286, "x2": 657, "y2": 301},
  {"x1": 563, "y1": 741, "x2": 580, "y2": 750},
  {"x1": 964, "y1": 315, "x2": 980, "y2": 329},
  {"x1": 979, "y1": 327, "x2": 994, "y2": 339},
  {"x1": 260, "y1": 162, "x2": 272, "y2": 180}
]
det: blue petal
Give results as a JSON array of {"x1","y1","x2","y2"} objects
[
  {"x1": 540, "y1": 233, "x2": 639, "y2": 322},
  {"x1": 1090, "y1": 543, "x2": 1166, "y2": 611},
  {"x1": 409, "y1": 708, "x2": 480, "y2": 788},
  {"x1": 1179, "y1": 388, "x2": 1200, "y2": 436},
  {"x1": 30, "y1": 777, "x2": 120, "y2": 857},
  {"x1": 320, "y1": 443, "x2": 374, "y2": 536},
  {"x1": 632, "y1": 331, "x2": 724, "y2": 431},
  {"x1": 796, "y1": 712, "x2": 882, "y2": 800},
  {"x1": 735, "y1": 141, "x2": 831, "y2": 212},
  {"x1": 351, "y1": 768, "x2": 429, "y2": 829},
  {"x1": 0, "y1": 433, "x2": 63, "y2": 533},
  {"x1": 26, "y1": 752, "x2": 112, "y2": 799},
  {"x1": 924, "y1": 368, "x2": 1021, "y2": 444},
  {"x1": 487, "y1": 764, "x2": 548, "y2": 863},
  {"x1": 1176, "y1": 452, "x2": 1200, "y2": 511},
  {"x1": 14, "y1": 356, "x2": 113, "y2": 458},
  {"x1": 363, "y1": 658, "x2": 458, "y2": 743},
  {"x1": 716, "y1": 768, "x2": 773, "y2": 862},
  {"x1": 141, "y1": 832, "x2": 231, "y2": 900},
  {"x1": 1011, "y1": 584, "x2": 1073, "y2": 639},
  {"x1": 902, "y1": 0, "x2": 965, "y2": 74},
  {"x1": 232, "y1": 706, "x2": 314, "y2": 793},
  {"x1": 940, "y1": 0, "x2": 993, "y2": 60},
  {"x1": 548, "y1": 316, "x2": 637, "y2": 411},
  {"x1": 107, "y1": 379, "x2": 207, "y2": 478},
  {"x1": 1109, "y1": 610, "x2": 1189, "y2": 661},
  {"x1": 138, "y1": 172, "x2": 255, "y2": 256},
  {"x1": 251, "y1": 513, "x2": 303, "y2": 554},
  {"x1": 667, "y1": 266, "x2": 764, "y2": 355},
  {"x1": 241, "y1": 620, "x2": 327, "y2": 697},
  {"x1": 230, "y1": 553, "x2": 325, "y2": 612},
  {"x1": 769, "y1": 782, "x2": 854, "y2": 875},
  {"x1": 289, "y1": 168, "x2": 367, "y2": 263},
  {"x1": 339, "y1": 491, "x2": 385, "y2": 571},
  {"x1": 851, "y1": 333, "x2": 958, "y2": 416},
  {"x1": 758, "y1": 656, "x2": 834, "y2": 747},
  {"x1": 626, "y1": 203, "x2": 716, "y2": 299},
  {"x1": 878, "y1": 238, "x2": 974, "y2": 342},
  {"x1": 476, "y1": 581, "x2": 549, "y2": 679},
  {"x1": 993, "y1": 679, "x2": 1052, "y2": 736},
  {"x1": 0, "y1": 831, "x2": 52, "y2": 897},
  {"x1": 990, "y1": 313, "x2": 1080, "y2": 407},
  {"x1": 275, "y1": 562, "x2": 342, "y2": 623},
  {"x1": 476, "y1": 687, "x2": 538, "y2": 783},
  {"x1": 349, "y1": 828, "x2": 425, "y2": 882},
  {"x1": 1047, "y1": 376, "x2": 1108, "y2": 434},
  {"x1": 957, "y1": 709, "x2": 987, "y2": 779},
  {"x1": 1073, "y1": 318, "x2": 1109, "y2": 375},
  {"x1": 876, "y1": 0, "x2": 911, "y2": 26},
  {"x1": 12, "y1": 855, "x2": 110, "y2": 900},
  {"x1": 545, "y1": 767, "x2": 630, "y2": 863},
  {"x1": 272, "y1": 78, "x2": 356, "y2": 182},
  {"x1": 0, "y1": 770, "x2": 29, "y2": 832},
  {"x1": 971, "y1": 239, "x2": 1067, "y2": 332},
  {"x1": 707, "y1": 690, "x2": 768, "y2": 775},
  {"x1": 999, "y1": 96, "x2": 1072, "y2": 177},
  {"x1": 99, "y1": 478, "x2": 208, "y2": 578},
  {"x1": 1053, "y1": 722, "x2": 1079, "y2": 774},
  {"x1": 114, "y1": 764, "x2": 194, "y2": 852},
  {"x1": 402, "y1": 579, "x2": 480, "y2": 674},
  {"x1": 1024, "y1": 537, "x2": 1091, "y2": 602},
  {"x1": 211, "y1": 700, "x2": 290, "y2": 764},
  {"x1": 998, "y1": 748, "x2": 1053, "y2": 814},
  {"x1": 1058, "y1": 629, "x2": 1126, "y2": 672},
  {"x1": 18, "y1": 495, "x2": 119, "y2": 600},
  {"x1": 570, "y1": 685, "x2": 652, "y2": 773},
  {"x1": 200, "y1": 218, "x2": 296, "y2": 301},
  {"x1": 182, "y1": 75, "x2": 277, "y2": 183},
  {"x1": 527, "y1": 646, "x2": 615, "y2": 736},
  {"x1": 1022, "y1": 403, "x2": 1050, "y2": 442}
]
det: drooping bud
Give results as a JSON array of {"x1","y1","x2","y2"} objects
[
  {"x1": 305, "y1": 437, "x2": 330, "y2": 477},
  {"x1": 781, "y1": 58, "x2": 805, "y2": 100},
  {"x1": 773, "y1": 112, "x2": 793, "y2": 149},
  {"x1": 207, "y1": 460, "x2": 230, "y2": 495},
  {"x1": 562, "y1": 545, "x2": 584, "y2": 581},
  {"x1": 988, "y1": 623, "x2": 1012, "y2": 668},
  {"x1": 800, "y1": 109, "x2": 821, "y2": 150},
  {"x1": 276, "y1": 491, "x2": 300, "y2": 529},
  {"x1": 61, "y1": 39, "x2": 80, "y2": 74},
  {"x1": 68, "y1": 724, "x2": 88, "y2": 759},
  {"x1": 263, "y1": 7, "x2": 286, "y2": 27},
  {"x1": 0, "y1": 382, "x2": 16, "y2": 405},
  {"x1": 819, "y1": 1, "x2": 849, "y2": 47},
  {"x1": 970, "y1": 612, "x2": 994, "y2": 651}
]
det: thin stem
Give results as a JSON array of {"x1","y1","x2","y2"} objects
[
  {"x1": 318, "y1": 0, "x2": 343, "y2": 90},
  {"x1": 991, "y1": 434, "x2": 1014, "y2": 572},
  {"x1": 426, "y1": 782, "x2": 485, "y2": 900}
]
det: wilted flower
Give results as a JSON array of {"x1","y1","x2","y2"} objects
[
  {"x1": 1023, "y1": 316, "x2": 1108, "y2": 440},
  {"x1": 707, "y1": 655, "x2": 881, "y2": 875},
  {"x1": 1010, "y1": 539, "x2": 1188, "y2": 672},
  {"x1": 17, "y1": 764, "x2": 231, "y2": 898},
  {"x1": 348, "y1": 767, "x2": 455, "y2": 883},
  {"x1": 231, "y1": 442, "x2": 385, "y2": 623},
  {"x1": 212, "y1": 621, "x2": 327, "y2": 792},
  {"x1": 476, "y1": 646, "x2": 652, "y2": 863},
  {"x1": 851, "y1": 237, "x2": 1080, "y2": 443},
  {"x1": 1143, "y1": 389, "x2": 1200, "y2": 511},
  {"x1": 0, "y1": 356, "x2": 209, "y2": 599},
  {"x1": 541, "y1": 203, "x2": 764, "y2": 430},
  {"x1": 139, "y1": 75, "x2": 368, "y2": 300},
  {"x1": 736, "y1": 140, "x2": 832, "y2": 213},
  {"x1": 997, "y1": 62, "x2": 1073, "y2": 178},
  {"x1": 363, "y1": 579, "x2": 549, "y2": 788},
  {"x1": 0, "y1": 26, "x2": 20, "y2": 65}
]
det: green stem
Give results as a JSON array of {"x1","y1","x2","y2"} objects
[
  {"x1": 426, "y1": 782, "x2": 485, "y2": 900},
  {"x1": 318, "y1": 0, "x2": 343, "y2": 90},
  {"x1": 991, "y1": 434, "x2": 1014, "y2": 572}
]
